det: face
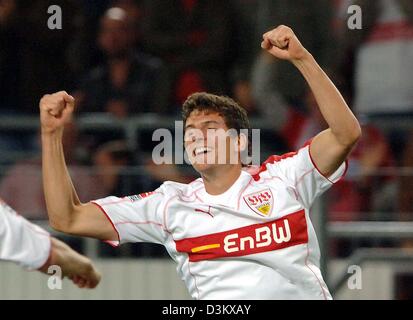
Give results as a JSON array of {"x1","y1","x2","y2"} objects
[
  {"x1": 98, "y1": 15, "x2": 135, "y2": 57},
  {"x1": 184, "y1": 110, "x2": 246, "y2": 174}
]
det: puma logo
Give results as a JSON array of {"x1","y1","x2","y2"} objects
[{"x1": 194, "y1": 206, "x2": 214, "y2": 218}]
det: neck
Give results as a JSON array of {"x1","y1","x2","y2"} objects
[
  {"x1": 201, "y1": 164, "x2": 242, "y2": 195},
  {"x1": 108, "y1": 49, "x2": 131, "y2": 62},
  {"x1": 109, "y1": 57, "x2": 130, "y2": 68},
  {"x1": 109, "y1": 58, "x2": 131, "y2": 89}
]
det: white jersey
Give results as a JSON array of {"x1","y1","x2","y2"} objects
[
  {"x1": 355, "y1": 0, "x2": 413, "y2": 114},
  {"x1": 92, "y1": 143, "x2": 347, "y2": 299},
  {"x1": 0, "y1": 198, "x2": 51, "y2": 270}
]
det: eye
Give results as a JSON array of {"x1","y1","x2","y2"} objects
[
  {"x1": 184, "y1": 131, "x2": 192, "y2": 139},
  {"x1": 184, "y1": 129, "x2": 197, "y2": 141}
]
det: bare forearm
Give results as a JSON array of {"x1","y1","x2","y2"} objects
[
  {"x1": 262, "y1": 25, "x2": 361, "y2": 175},
  {"x1": 41, "y1": 130, "x2": 81, "y2": 230},
  {"x1": 39, "y1": 237, "x2": 101, "y2": 289},
  {"x1": 39, "y1": 238, "x2": 80, "y2": 275},
  {"x1": 39, "y1": 91, "x2": 117, "y2": 240},
  {"x1": 293, "y1": 54, "x2": 361, "y2": 146}
]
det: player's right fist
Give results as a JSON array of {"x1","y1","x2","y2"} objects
[
  {"x1": 39, "y1": 91, "x2": 75, "y2": 134},
  {"x1": 41, "y1": 237, "x2": 102, "y2": 289}
]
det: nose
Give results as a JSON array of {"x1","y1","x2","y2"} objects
[
  {"x1": 186, "y1": 128, "x2": 206, "y2": 143},
  {"x1": 194, "y1": 132, "x2": 206, "y2": 143}
]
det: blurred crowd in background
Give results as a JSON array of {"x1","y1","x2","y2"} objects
[{"x1": 1, "y1": 0, "x2": 413, "y2": 258}]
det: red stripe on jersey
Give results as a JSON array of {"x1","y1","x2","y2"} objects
[
  {"x1": 91, "y1": 201, "x2": 121, "y2": 247},
  {"x1": 367, "y1": 21, "x2": 413, "y2": 43},
  {"x1": 175, "y1": 209, "x2": 308, "y2": 262},
  {"x1": 251, "y1": 140, "x2": 312, "y2": 181},
  {"x1": 306, "y1": 141, "x2": 349, "y2": 184}
]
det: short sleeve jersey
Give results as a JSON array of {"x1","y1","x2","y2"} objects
[
  {"x1": 92, "y1": 143, "x2": 347, "y2": 299},
  {"x1": 0, "y1": 199, "x2": 51, "y2": 270}
]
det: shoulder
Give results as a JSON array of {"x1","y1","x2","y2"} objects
[
  {"x1": 159, "y1": 178, "x2": 204, "y2": 198},
  {"x1": 263, "y1": 142, "x2": 312, "y2": 168},
  {"x1": 246, "y1": 143, "x2": 311, "y2": 181},
  {"x1": 0, "y1": 199, "x2": 19, "y2": 230},
  {"x1": 0, "y1": 199, "x2": 11, "y2": 216}
]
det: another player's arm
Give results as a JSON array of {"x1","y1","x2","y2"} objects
[
  {"x1": 0, "y1": 201, "x2": 101, "y2": 288},
  {"x1": 261, "y1": 25, "x2": 361, "y2": 177},
  {"x1": 40, "y1": 92, "x2": 117, "y2": 240},
  {"x1": 38, "y1": 237, "x2": 101, "y2": 288}
]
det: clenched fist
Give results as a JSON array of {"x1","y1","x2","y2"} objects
[
  {"x1": 261, "y1": 25, "x2": 309, "y2": 62},
  {"x1": 39, "y1": 238, "x2": 101, "y2": 289},
  {"x1": 39, "y1": 91, "x2": 75, "y2": 134}
]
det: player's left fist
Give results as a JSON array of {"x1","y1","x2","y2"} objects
[{"x1": 261, "y1": 25, "x2": 309, "y2": 62}]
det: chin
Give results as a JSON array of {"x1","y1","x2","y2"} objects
[{"x1": 192, "y1": 162, "x2": 216, "y2": 174}]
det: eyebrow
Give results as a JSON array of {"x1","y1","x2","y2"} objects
[{"x1": 185, "y1": 120, "x2": 221, "y2": 130}]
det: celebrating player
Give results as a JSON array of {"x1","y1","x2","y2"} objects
[
  {"x1": 0, "y1": 198, "x2": 101, "y2": 289},
  {"x1": 40, "y1": 26, "x2": 361, "y2": 299}
]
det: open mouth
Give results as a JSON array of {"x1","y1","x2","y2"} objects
[{"x1": 193, "y1": 146, "x2": 212, "y2": 157}]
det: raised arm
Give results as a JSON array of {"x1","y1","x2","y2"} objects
[
  {"x1": 261, "y1": 25, "x2": 361, "y2": 177},
  {"x1": 40, "y1": 91, "x2": 117, "y2": 240}
]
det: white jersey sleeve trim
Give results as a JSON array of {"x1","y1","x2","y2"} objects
[
  {"x1": 91, "y1": 190, "x2": 168, "y2": 246},
  {"x1": 307, "y1": 141, "x2": 348, "y2": 185},
  {"x1": 91, "y1": 201, "x2": 121, "y2": 247},
  {"x1": 0, "y1": 201, "x2": 52, "y2": 270}
]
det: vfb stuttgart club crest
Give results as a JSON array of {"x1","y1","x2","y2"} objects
[{"x1": 243, "y1": 189, "x2": 274, "y2": 217}]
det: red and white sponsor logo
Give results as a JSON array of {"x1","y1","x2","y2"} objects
[
  {"x1": 243, "y1": 188, "x2": 274, "y2": 216},
  {"x1": 128, "y1": 191, "x2": 156, "y2": 202},
  {"x1": 175, "y1": 210, "x2": 308, "y2": 262},
  {"x1": 139, "y1": 191, "x2": 155, "y2": 198}
]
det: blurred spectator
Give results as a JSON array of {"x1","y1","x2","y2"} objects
[
  {"x1": 288, "y1": 89, "x2": 395, "y2": 221},
  {"x1": 232, "y1": 0, "x2": 260, "y2": 50},
  {"x1": 92, "y1": 140, "x2": 187, "y2": 258},
  {"x1": 0, "y1": 0, "x2": 19, "y2": 111},
  {"x1": 144, "y1": 161, "x2": 194, "y2": 188},
  {"x1": 398, "y1": 130, "x2": 413, "y2": 221},
  {"x1": 251, "y1": 51, "x2": 290, "y2": 154},
  {"x1": 338, "y1": 0, "x2": 413, "y2": 117},
  {"x1": 141, "y1": 0, "x2": 254, "y2": 111},
  {"x1": 93, "y1": 140, "x2": 149, "y2": 196},
  {"x1": 75, "y1": 5, "x2": 169, "y2": 117},
  {"x1": 333, "y1": 0, "x2": 413, "y2": 223},
  {"x1": 289, "y1": 90, "x2": 396, "y2": 257},
  {"x1": 328, "y1": 125, "x2": 396, "y2": 219},
  {"x1": 228, "y1": 0, "x2": 258, "y2": 114},
  {"x1": 0, "y1": 121, "x2": 106, "y2": 219},
  {"x1": 0, "y1": 0, "x2": 86, "y2": 113},
  {"x1": 113, "y1": 0, "x2": 144, "y2": 31},
  {"x1": 92, "y1": 139, "x2": 192, "y2": 195},
  {"x1": 253, "y1": 0, "x2": 334, "y2": 112},
  {"x1": 390, "y1": 128, "x2": 413, "y2": 248},
  {"x1": 0, "y1": 0, "x2": 26, "y2": 155},
  {"x1": 251, "y1": 0, "x2": 334, "y2": 157}
]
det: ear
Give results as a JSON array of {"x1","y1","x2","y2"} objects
[{"x1": 238, "y1": 132, "x2": 248, "y2": 153}]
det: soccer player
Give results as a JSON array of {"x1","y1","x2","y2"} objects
[
  {"x1": 40, "y1": 26, "x2": 361, "y2": 299},
  {"x1": 0, "y1": 198, "x2": 101, "y2": 289}
]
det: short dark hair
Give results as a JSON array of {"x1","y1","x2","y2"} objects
[{"x1": 182, "y1": 92, "x2": 252, "y2": 163}]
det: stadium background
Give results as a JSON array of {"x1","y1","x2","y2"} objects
[{"x1": 1, "y1": 0, "x2": 413, "y2": 299}]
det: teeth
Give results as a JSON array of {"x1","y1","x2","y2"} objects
[{"x1": 194, "y1": 147, "x2": 211, "y2": 156}]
